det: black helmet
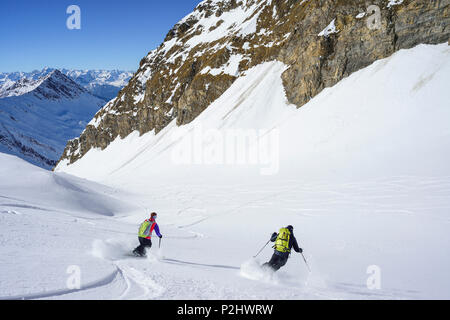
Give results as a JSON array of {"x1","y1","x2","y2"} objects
[{"x1": 287, "y1": 225, "x2": 293, "y2": 232}]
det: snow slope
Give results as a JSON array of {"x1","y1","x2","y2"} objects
[
  {"x1": 1, "y1": 43, "x2": 449, "y2": 299},
  {"x1": 0, "y1": 153, "x2": 142, "y2": 299}
]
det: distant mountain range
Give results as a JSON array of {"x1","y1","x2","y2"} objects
[
  {"x1": 0, "y1": 68, "x2": 133, "y2": 101},
  {"x1": 0, "y1": 69, "x2": 132, "y2": 169}
]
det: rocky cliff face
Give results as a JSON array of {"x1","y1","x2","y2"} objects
[{"x1": 57, "y1": 0, "x2": 449, "y2": 167}]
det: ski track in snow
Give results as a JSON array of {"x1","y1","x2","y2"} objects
[
  {"x1": 2, "y1": 170, "x2": 448, "y2": 299},
  {"x1": 1, "y1": 269, "x2": 122, "y2": 300},
  {"x1": 114, "y1": 176, "x2": 447, "y2": 300},
  {"x1": 16, "y1": 177, "x2": 450, "y2": 299}
]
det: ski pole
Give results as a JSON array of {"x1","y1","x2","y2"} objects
[
  {"x1": 301, "y1": 252, "x2": 311, "y2": 273},
  {"x1": 254, "y1": 240, "x2": 270, "y2": 258},
  {"x1": 159, "y1": 237, "x2": 161, "y2": 249}
]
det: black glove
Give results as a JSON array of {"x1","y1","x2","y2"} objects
[
  {"x1": 159, "y1": 235, "x2": 163, "y2": 239},
  {"x1": 270, "y1": 232, "x2": 277, "y2": 242},
  {"x1": 299, "y1": 248, "x2": 303, "y2": 253}
]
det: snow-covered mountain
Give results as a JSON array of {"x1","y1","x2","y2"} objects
[
  {"x1": 57, "y1": 0, "x2": 448, "y2": 167},
  {"x1": 0, "y1": 69, "x2": 87, "y2": 99},
  {"x1": 0, "y1": 0, "x2": 449, "y2": 301},
  {"x1": 0, "y1": 68, "x2": 133, "y2": 101},
  {"x1": 57, "y1": 42, "x2": 450, "y2": 190},
  {"x1": 60, "y1": 69, "x2": 133, "y2": 101},
  {"x1": 0, "y1": 70, "x2": 106, "y2": 169},
  {"x1": 1, "y1": 43, "x2": 449, "y2": 300}
]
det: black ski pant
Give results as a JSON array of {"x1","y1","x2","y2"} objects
[
  {"x1": 263, "y1": 251, "x2": 289, "y2": 271},
  {"x1": 134, "y1": 237, "x2": 152, "y2": 256}
]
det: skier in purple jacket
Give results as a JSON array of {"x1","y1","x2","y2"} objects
[{"x1": 133, "y1": 212, "x2": 162, "y2": 257}]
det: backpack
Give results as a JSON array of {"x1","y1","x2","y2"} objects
[
  {"x1": 274, "y1": 227, "x2": 291, "y2": 253},
  {"x1": 138, "y1": 219, "x2": 155, "y2": 238}
]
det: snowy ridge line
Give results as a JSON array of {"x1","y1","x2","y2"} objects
[
  {"x1": 0, "y1": 268, "x2": 122, "y2": 300},
  {"x1": 0, "y1": 69, "x2": 133, "y2": 100}
]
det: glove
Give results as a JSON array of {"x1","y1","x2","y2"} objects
[
  {"x1": 299, "y1": 248, "x2": 303, "y2": 253},
  {"x1": 270, "y1": 232, "x2": 277, "y2": 242},
  {"x1": 159, "y1": 235, "x2": 163, "y2": 239}
]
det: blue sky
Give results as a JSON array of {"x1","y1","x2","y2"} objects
[{"x1": 0, "y1": 0, "x2": 202, "y2": 72}]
